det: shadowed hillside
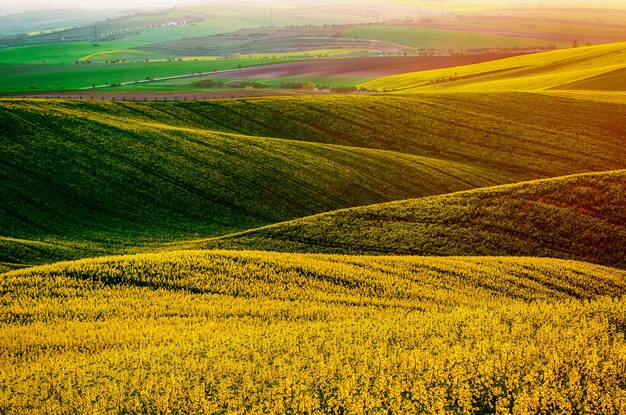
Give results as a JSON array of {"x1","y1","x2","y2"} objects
[
  {"x1": 0, "y1": 98, "x2": 509, "y2": 270},
  {"x1": 2, "y1": 94, "x2": 626, "y2": 269},
  {"x1": 111, "y1": 93, "x2": 626, "y2": 178},
  {"x1": 197, "y1": 171, "x2": 626, "y2": 268}
]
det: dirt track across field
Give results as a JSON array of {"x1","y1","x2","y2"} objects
[{"x1": 0, "y1": 89, "x2": 321, "y2": 101}]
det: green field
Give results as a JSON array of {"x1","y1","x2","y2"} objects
[
  {"x1": 3, "y1": 250, "x2": 626, "y2": 413},
  {"x1": 362, "y1": 41, "x2": 626, "y2": 91},
  {"x1": 2, "y1": 92, "x2": 626, "y2": 270},
  {"x1": 0, "y1": 58, "x2": 294, "y2": 93},
  {"x1": 0, "y1": 41, "x2": 147, "y2": 64},
  {"x1": 343, "y1": 26, "x2": 565, "y2": 50},
  {"x1": 0, "y1": 97, "x2": 509, "y2": 270},
  {"x1": 2, "y1": 95, "x2": 626, "y2": 413},
  {"x1": 100, "y1": 92, "x2": 622, "y2": 178},
  {"x1": 199, "y1": 170, "x2": 626, "y2": 268},
  {"x1": 117, "y1": 16, "x2": 263, "y2": 44}
]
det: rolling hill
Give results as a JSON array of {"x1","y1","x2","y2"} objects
[
  {"x1": 0, "y1": 98, "x2": 509, "y2": 270},
  {"x1": 361, "y1": 41, "x2": 626, "y2": 92},
  {"x1": 2, "y1": 94, "x2": 626, "y2": 270},
  {"x1": 118, "y1": 93, "x2": 626, "y2": 178},
  {"x1": 196, "y1": 170, "x2": 626, "y2": 268},
  {"x1": 2, "y1": 250, "x2": 626, "y2": 413},
  {"x1": 0, "y1": 9, "x2": 114, "y2": 37}
]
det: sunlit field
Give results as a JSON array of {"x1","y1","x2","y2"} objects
[
  {"x1": 3, "y1": 251, "x2": 626, "y2": 413},
  {"x1": 2, "y1": 0, "x2": 626, "y2": 413}
]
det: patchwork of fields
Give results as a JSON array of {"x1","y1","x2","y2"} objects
[
  {"x1": 342, "y1": 26, "x2": 567, "y2": 49},
  {"x1": 0, "y1": 58, "x2": 294, "y2": 93},
  {"x1": 2, "y1": 3, "x2": 626, "y2": 413}
]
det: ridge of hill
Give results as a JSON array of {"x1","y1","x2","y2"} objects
[
  {"x1": 23, "y1": 93, "x2": 625, "y2": 178},
  {"x1": 193, "y1": 170, "x2": 626, "y2": 268}
]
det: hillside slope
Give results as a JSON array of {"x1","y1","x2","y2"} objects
[
  {"x1": 3, "y1": 250, "x2": 626, "y2": 413},
  {"x1": 197, "y1": 171, "x2": 626, "y2": 268},
  {"x1": 2, "y1": 94, "x2": 626, "y2": 269},
  {"x1": 361, "y1": 41, "x2": 626, "y2": 92},
  {"x1": 0, "y1": 98, "x2": 507, "y2": 269},
  {"x1": 57, "y1": 93, "x2": 626, "y2": 178}
]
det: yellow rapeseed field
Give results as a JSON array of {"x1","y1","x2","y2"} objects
[{"x1": 2, "y1": 250, "x2": 626, "y2": 414}]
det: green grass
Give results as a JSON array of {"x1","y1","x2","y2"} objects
[
  {"x1": 77, "y1": 49, "x2": 171, "y2": 63},
  {"x1": 0, "y1": 98, "x2": 509, "y2": 269},
  {"x1": 2, "y1": 250, "x2": 626, "y2": 413},
  {"x1": 198, "y1": 171, "x2": 626, "y2": 269},
  {"x1": 0, "y1": 41, "x2": 146, "y2": 64},
  {"x1": 112, "y1": 92, "x2": 625, "y2": 179},
  {"x1": 118, "y1": 16, "x2": 260, "y2": 44},
  {"x1": 0, "y1": 58, "x2": 292, "y2": 93},
  {"x1": 2, "y1": 92, "x2": 626, "y2": 268},
  {"x1": 343, "y1": 26, "x2": 565, "y2": 50},
  {"x1": 362, "y1": 41, "x2": 626, "y2": 92}
]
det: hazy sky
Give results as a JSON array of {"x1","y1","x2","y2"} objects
[
  {"x1": 0, "y1": 0, "x2": 346, "y2": 15},
  {"x1": 2, "y1": 0, "x2": 623, "y2": 16},
  {"x1": 0, "y1": 0, "x2": 185, "y2": 14}
]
